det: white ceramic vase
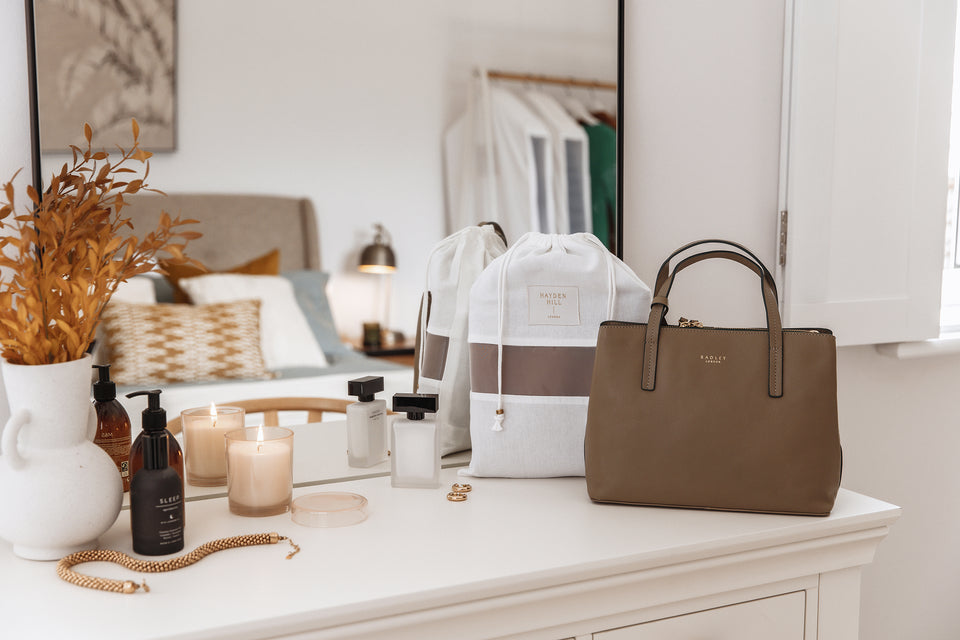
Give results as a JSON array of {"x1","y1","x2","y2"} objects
[{"x1": 0, "y1": 354, "x2": 123, "y2": 560}]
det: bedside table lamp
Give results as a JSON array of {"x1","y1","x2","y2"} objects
[
  {"x1": 358, "y1": 224, "x2": 396, "y2": 274},
  {"x1": 358, "y1": 224, "x2": 396, "y2": 346}
]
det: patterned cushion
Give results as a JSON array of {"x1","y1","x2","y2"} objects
[{"x1": 99, "y1": 299, "x2": 272, "y2": 385}]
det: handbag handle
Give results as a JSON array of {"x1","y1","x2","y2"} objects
[
  {"x1": 642, "y1": 242, "x2": 783, "y2": 398},
  {"x1": 653, "y1": 238, "x2": 778, "y2": 298}
]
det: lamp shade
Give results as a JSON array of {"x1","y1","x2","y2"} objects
[{"x1": 358, "y1": 224, "x2": 396, "y2": 274}]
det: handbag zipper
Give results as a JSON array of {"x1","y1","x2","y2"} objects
[{"x1": 601, "y1": 320, "x2": 833, "y2": 335}]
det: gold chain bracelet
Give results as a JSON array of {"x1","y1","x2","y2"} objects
[{"x1": 56, "y1": 532, "x2": 300, "y2": 594}]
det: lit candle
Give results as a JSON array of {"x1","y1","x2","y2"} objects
[
  {"x1": 225, "y1": 426, "x2": 294, "y2": 517},
  {"x1": 182, "y1": 404, "x2": 244, "y2": 486}
]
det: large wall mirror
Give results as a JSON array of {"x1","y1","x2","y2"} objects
[{"x1": 26, "y1": 0, "x2": 624, "y2": 339}]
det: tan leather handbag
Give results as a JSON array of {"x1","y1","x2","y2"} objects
[{"x1": 584, "y1": 240, "x2": 842, "y2": 516}]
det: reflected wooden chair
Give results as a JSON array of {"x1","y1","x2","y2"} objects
[{"x1": 166, "y1": 397, "x2": 351, "y2": 435}]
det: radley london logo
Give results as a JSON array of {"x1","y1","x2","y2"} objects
[{"x1": 700, "y1": 354, "x2": 727, "y2": 365}]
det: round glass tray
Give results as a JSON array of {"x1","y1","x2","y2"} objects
[{"x1": 291, "y1": 491, "x2": 369, "y2": 528}]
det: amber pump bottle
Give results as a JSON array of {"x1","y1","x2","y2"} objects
[
  {"x1": 128, "y1": 392, "x2": 183, "y2": 485},
  {"x1": 127, "y1": 389, "x2": 184, "y2": 555},
  {"x1": 92, "y1": 365, "x2": 132, "y2": 492}
]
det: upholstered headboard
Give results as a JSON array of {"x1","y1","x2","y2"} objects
[{"x1": 119, "y1": 194, "x2": 321, "y2": 271}]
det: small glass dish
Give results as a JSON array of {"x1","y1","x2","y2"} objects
[{"x1": 291, "y1": 492, "x2": 369, "y2": 528}]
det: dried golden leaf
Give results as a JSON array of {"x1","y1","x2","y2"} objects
[
  {"x1": 132, "y1": 118, "x2": 140, "y2": 140},
  {"x1": 0, "y1": 121, "x2": 204, "y2": 363},
  {"x1": 84, "y1": 123, "x2": 92, "y2": 143}
]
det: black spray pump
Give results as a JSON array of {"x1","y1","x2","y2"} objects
[
  {"x1": 392, "y1": 393, "x2": 438, "y2": 421},
  {"x1": 92, "y1": 364, "x2": 117, "y2": 402},
  {"x1": 348, "y1": 376, "x2": 384, "y2": 402},
  {"x1": 126, "y1": 390, "x2": 168, "y2": 470}
]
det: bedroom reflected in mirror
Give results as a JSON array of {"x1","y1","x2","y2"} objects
[{"x1": 28, "y1": 1, "x2": 621, "y2": 451}]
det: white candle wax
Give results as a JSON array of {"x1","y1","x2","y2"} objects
[
  {"x1": 183, "y1": 405, "x2": 244, "y2": 486},
  {"x1": 226, "y1": 427, "x2": 293, "y2": 516}
]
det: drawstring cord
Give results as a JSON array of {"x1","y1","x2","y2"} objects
[
  {"x1": 492, "y1": 238, "x2": 519, "y2": 431},
  {"x1": 491, "y1": 234, "x2": 616, "y2": 433}
]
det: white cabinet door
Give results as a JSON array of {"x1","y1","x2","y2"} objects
[
  {"x1": 782, "y1": 0, "x2": 956, "y2": 345},
  {"x1": 594, "y1": 591, "x2": 805, "y2": 639}
]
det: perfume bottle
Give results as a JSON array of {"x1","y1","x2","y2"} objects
[
  {"x1": 126, "y1": 389, "x2": 184, "y2": 556},
  {"x1": 91, "y1": 364, "x2": 132, "y2": 492},
  {"x1": 346, "y1": 376, "x2": 387, "y2": 468},
  {"x1": 390, "y1": 393, "x2": 440, "y2": 488}
]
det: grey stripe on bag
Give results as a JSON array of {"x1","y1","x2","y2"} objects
[
  {"x1": 421, "y1": 332, "x2": 450, "y2": 380},
  {"x1": 470, "y1": 343, "x2": 596, "y2": 396}
]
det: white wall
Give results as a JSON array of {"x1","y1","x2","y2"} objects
[
  {"x1": 622, "y1": 0, "x2": 785, "y2": 327},
  {"x1": 0, "y1": 0, "x2": 33, "y2": 429},
  {"x1": 1, "y1": 1, "x2": 34, "y2": 203},
  {"x1": 623, "y1": 2, "x2": 960, "y2": 639},
  {"x1": 837, "y1": 347, "x2": 960, "y2": 640},
  {"x1": 39, "y1": 0, "x2": 618, "y2": 340}
]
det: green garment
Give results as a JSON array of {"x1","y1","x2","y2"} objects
[{"x1": 583, "y1": 123, "x2": 617, "y2": 250}]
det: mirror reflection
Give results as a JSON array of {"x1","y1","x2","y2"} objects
[{"x1": 31, "y1": 0, "x2": 619, "y2": 485}]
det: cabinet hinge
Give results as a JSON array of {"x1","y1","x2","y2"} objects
[{"x1": 778, "y1": 210, "x2": 788, "y2": 267}]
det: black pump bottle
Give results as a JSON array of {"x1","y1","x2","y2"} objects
[{"x1": 126, "y1": 390, "x2": 184, "y2": 555}]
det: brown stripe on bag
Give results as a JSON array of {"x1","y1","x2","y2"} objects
[
  {"x1": 420, "y1": 332, "x2": 450, "y2": 380},
  {"x1": 470, "y1": 343, "x2": 596, "y2": 396}
]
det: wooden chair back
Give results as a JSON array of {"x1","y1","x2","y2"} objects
[{"x1": 165, "y1": 397, "x2": 351, "y2": 434}]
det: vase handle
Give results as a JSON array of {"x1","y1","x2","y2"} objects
[
  {"x1": 87, "y1": 405, "x2": 98, "y2": 441},
  {"x1": 1, "y1": 410, "x2": 30, "y2": 470}
]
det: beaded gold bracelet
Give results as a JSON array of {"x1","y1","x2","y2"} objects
[{"x1": 55, "y1": 532, "x2": 300, "y2": 594}]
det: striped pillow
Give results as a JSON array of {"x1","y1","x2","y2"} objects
[{"x1": 99, "y1": 299, "x2": 272, "y2": 385}]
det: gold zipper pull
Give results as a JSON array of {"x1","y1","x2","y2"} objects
[{"x1": 678, "y1": 317, "x2": 703, "y2": 328}]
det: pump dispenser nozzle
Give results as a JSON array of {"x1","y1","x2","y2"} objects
[
  {"x1": 92, "y1": 364, "x2": 117, "y2": 402},
  {"x1": 125, "y1": 389, "x2": 166, "y2": 433}
]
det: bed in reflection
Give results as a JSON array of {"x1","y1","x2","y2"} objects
[{"x1": 98, "y1": 193, "x2": 413, "y2": 426}]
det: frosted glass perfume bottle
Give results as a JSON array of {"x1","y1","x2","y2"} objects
[
  {"x1": 346, "y1": 376, "x2": 387, "y2": 468},
  {"x1": 391, "y1": 393, "x2": 440, "y2": 488}
]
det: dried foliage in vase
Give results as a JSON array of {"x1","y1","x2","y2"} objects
[{"x1": 0, "y1": 119, "x2": 202, "y2": 365}]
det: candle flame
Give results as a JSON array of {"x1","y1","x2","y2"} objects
[
  {"x1": 209, "y1": 402, "x2": 218, "y2": 427},
  {"x1": 256, "y1": 424, "x2": 264, "y2": 453}
]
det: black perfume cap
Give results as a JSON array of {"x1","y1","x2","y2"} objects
[
  {"x1": 348, "y1": 376, "x2": 384, "y2": 402},
  {"x1": 92, "y1": 364, "x2": 116, "y2": 402},
  {"x1": 125, "y1": 389, "x2": 166, "y2": 433},
  {"x1": 392, "y1": 393, "x2": 438, "y2": 421}
]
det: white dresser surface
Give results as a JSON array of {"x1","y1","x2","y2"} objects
[{"x1": 0, "y1": 468, "x2": 899, "y2": 640}]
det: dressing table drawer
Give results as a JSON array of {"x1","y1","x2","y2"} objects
[{"x1": 594, "y1": 590, "x2": 805, "y2": 640}]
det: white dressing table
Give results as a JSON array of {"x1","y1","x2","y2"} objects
[{"x1": 0, "y1": 421, "x2": 898, "y2": 640}]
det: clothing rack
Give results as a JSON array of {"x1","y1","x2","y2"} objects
[{"x1": 485, "y1": 70, "x2": 616, "y2": 91}]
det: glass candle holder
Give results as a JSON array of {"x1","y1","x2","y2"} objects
[
  {"x1": 182, "y1": 405, "x2": 245, "y2": 486},
  {"x1": 225, "y1": 426, "x2": 294, "y2": 517}
]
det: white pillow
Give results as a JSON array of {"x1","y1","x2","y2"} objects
[
  {"x1": 180, "y1": 274, "x2": 329, "y2": 370},
  {"x1": 112, "y1": 276, "x2": 158, "y2": 304}
]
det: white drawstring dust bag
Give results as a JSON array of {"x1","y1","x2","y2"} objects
[
  {"x1": 462, "y1": 232, "x2": 651, "y2": 478},
  {"x1": 415, "y1": 224, "x2": 507, "y2": 455}
]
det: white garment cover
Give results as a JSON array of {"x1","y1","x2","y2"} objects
[
  {"x1": 416, "y1": 225, "x2": 507, "y2": 455},
  {"x1": 444, "y1": 75, "x2": 557, "y2": 245},
  {"x1": 463, "y1": 233, "x2": 652, "y2": 478},
  {"x1": 520, "y1": 91, "x2": 592, "y2": 235}
]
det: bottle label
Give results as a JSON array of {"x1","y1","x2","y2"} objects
[{"x1": 153, "y1": 495, "x2": 183, "y2": 548}]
